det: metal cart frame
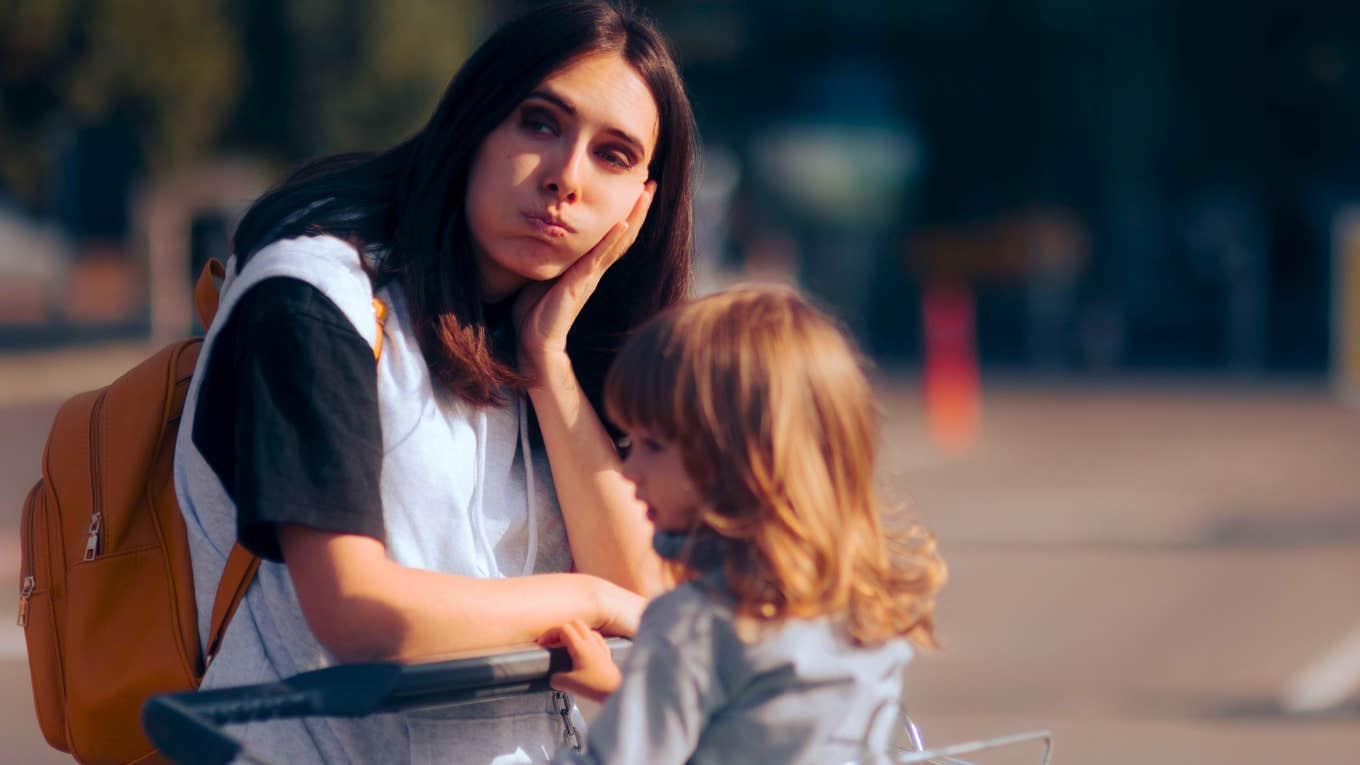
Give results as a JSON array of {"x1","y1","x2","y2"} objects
[{"x1": 142, "y1": 640, "x2": 1052, "y2": 765}]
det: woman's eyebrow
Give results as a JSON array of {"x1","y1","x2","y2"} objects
[{"x1": 525, "y1": 89, "x2": 648, "y2": 160}]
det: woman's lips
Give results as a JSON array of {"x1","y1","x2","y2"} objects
[
  {"x1": 523, "y1": 213, "x2": 573, "y2": 239},
  {"x1": 644, "y1": 506, "x2": 656, "y2": 523}
]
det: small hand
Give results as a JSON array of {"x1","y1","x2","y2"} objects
[
  {"x1": 514, "y1": 181, "x2": 657, "y2": 375},
  {"x1": 539, "y1": 620, "x2": 623, "y2": 703}
]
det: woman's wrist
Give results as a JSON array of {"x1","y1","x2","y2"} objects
[
  {"x1": 585, "y1": 574, "x2": 645, "y2": 637},
  {"x1": 525, "y1": 349, "x2": 575, "y2": 391}
]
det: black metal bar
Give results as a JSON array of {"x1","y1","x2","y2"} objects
[{"x1": 142, "y1": 640, "x2": 630, "y2": 765}]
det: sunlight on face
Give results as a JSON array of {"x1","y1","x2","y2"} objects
[
  {"x1": 618, "y1": 429, "x2": 704, "y2": 533},
  {"x1": 466, "y1": 51, "x2": 660, "y2": 302}
]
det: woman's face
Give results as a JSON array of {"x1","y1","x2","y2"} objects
[{"x1": 466, "y1": 51, "x2": 660, "y2": 302}]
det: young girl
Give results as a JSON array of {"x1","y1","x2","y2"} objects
[{"x1": 542, "y1": 286, "x2": 947, "y2": 764}]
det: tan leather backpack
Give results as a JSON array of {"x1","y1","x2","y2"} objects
[
  {"x1": 19, "y1": 259, "x2": 385, "y2": 763},
  {"x1": 18, "y1": 260, "x2": 259, "y2": 764}
]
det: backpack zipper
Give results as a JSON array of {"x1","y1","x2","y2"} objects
[
  {"x1": 83, "y1": 391, "x2": 107, "y2": 561},
  {"x1": 17, "y1": 577, "x2": 35, "y2": 627},
  {"x1": 18, "y1": 485, "x2": 37, "y2": 627},
  {"x1": 82, "y1": 512, "x2": 103, "y2": 562}
]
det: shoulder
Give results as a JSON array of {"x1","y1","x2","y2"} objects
[
  {"x1": 233, "y1": 235, "x2": 380, "y2": 350},
  {"x1": 747, "y1": 618, "x2": 915, "y2": 686},
  {"x1": 637, "y1": 579, "x2": 737, "y2": 648},
  {"x1": 251, "y1": 232, "x2": 362, "y2": 262},
  {"x1": 231, "y1": 277, "x2": 357, "y2": 334}
]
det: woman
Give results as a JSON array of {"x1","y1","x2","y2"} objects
[{"x1": 173, "y1": 2, "x2": 695, "y2": 762}]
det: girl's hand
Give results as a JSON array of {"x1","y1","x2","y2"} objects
[
  {"x1": 539, "y1": 620, "x2": 623, "y2": 703},
  {"x1": 514, "y1": 181, "x2": 656, "y2": 376}
]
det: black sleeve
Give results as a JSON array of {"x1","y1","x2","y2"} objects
[{"x1": 192, "y1": 277, "x2": 385, "y2": 562}]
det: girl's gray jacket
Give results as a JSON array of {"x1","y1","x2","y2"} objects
[{"x1": 552, "y1": 576, "x2": 912, "y2": 765}]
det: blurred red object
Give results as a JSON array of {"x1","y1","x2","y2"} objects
[{"x1": 922, "y1": 281, "x2": 980, "y2": 454}]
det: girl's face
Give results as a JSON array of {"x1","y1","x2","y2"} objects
[
  {"x1": 619, "y1": 428, "x2": 704, "y2": 533},
  {"x1": 466, "y1": 51, "x2": 660, "y2": 302}
]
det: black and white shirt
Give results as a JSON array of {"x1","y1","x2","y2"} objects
[
  {"x1": 174, "y1": 235, "x2": 573, "y2": 765},
  {"x1": 192, "y1": 275, "x2": 385, "y2": 562}
]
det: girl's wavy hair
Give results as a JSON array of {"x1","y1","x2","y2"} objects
[
  {"x1": 232, "y1": 0, "x2": 694, "y2": 411},
  {"x1": 605, "y1": 286, "x2": 945, "y2": 647}
]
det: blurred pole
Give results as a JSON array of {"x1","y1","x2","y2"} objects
[
  {"x1": 137, "y1": 161, "x2": 272, "y2": 345},
  {"x1": 1333, "y1": 207, "x2": 1360, "y2": 406},
  {"x1": 1186, "y1": 187, "x2": 1268, "y2": 374},
  {"x1": 922, "y1": 281, "x2": 979, "y2": 455},
  {"x1": 692, "y1": 144, "x2": 740, "y2": 295},
  {"x1": 1024, "y1": 208, "x2": 1087, "y2": 372},
  {"x1": 1096, "y1": 2, "x2": 1175, "y2": 370}
]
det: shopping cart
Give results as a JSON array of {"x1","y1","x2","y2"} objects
[{"x1": 142, "y1": 640, "x2": 1052, "y2": 765}]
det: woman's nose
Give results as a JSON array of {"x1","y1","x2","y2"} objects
[{"x1": 541, "y1": 143, "x2": 586, "y2": 204}]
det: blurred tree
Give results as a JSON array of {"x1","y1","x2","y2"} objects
[
  {"x1": 0, "y1": 0, "x2": 483, "y2": 210},
  {"x1": 0, "y1": 0, "x2": 79, "y2": 206},
  {"x1": 0, "y1": 0, "x2": 239, "y2": 206},
  {"x1": 284, "y1": 0, "x2": 483, "y2": 156},
  {"x1": 69, "y1": 0, "x2": 240, "y2": 168}
]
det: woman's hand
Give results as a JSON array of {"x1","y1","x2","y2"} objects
[
  {"x1": 540, "y1": 620, "x2": 623, "y2": 703},
  {"x1": 510, "y1": 181, "x2": 667, "y2": 597},
  {"x1": 588, "y1": 576, "x2": 647, "y2": 637},
  {"x1": 514, "y1": 181, "x2": 656, "y2": 377}
]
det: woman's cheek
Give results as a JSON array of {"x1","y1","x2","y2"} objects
[{"x1": 604, "y1": 179, "x2": 643, "y2": 221}]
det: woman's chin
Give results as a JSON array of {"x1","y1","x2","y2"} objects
[
  {"x1": 516, "y1": 256, "x2": 582, "y2": 284},
  {"x1": 478, "y1": 250, "x2": 578, "y2": 299}
]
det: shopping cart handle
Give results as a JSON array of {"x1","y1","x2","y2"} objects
[
  {"x1": 142, "y1": 639, "x2": 631, "y2": 765},
  {"x1": 141, "y1": 694, "x2": 240, "y2": 765},
  {"x1": 143, "y1": 661, "x2": 405, "y2": 765}
]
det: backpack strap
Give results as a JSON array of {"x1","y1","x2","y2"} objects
[
  {"x1": 194, "y1": 258, "x2": 226, "y2": 328},
  {"x1": 205, "y1": 544, "x2": 260, "y2": 666},
  {"x1": 193, "y1": 258, "x2": 387, "y2": 668},
  {"x1": 371, "y1": 297, "x2": 388, "y2": 358}
]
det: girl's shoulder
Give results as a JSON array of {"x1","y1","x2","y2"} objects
[
  {"x1": 639, "y1": 577, "x2": 734, "y2": 631},
  {"x1": 637, "y1": 577, "x2": 739, "y2": 647}
]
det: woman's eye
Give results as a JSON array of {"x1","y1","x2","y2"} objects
[
  {"x1": 616, "y1": 435, "x2": 633, "y2": 458},
  {"x1": 520, "y1": 109, "x2": 558, "y2": 136},
  {"x1": 640, "y1": 437, "x2": 663, "y2": 454},
  {"x1": 598, "y1": 148, "x2": 635, "y2": 170}
]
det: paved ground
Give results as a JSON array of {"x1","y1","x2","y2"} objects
[
  {"x1": 0, "y1": 348, "x2": 1357, "y2": 763},
  {"x1": 876, "y1": 380, "x2": 1360, "y2": 764}
]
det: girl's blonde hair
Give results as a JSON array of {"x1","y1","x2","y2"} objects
[{"x1": 605, "y1": 286, "x2": 945, "y2": 648}]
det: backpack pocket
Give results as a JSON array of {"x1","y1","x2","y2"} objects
[
  {"x1": 19, "y1": 481, "x2": 68, "y2": 753},
  {"x1": 63, "y1": 545, "x2": 192, "y2": 764}
]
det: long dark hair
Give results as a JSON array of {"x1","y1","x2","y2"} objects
[{"x1": 233, "y1": 0, "x2": 695, "y2": 410}]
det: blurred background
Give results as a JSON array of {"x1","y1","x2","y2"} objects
[{"x1": 1, "y1": 0, "x2": 1358, "y2": 762}]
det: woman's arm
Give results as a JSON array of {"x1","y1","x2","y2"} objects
[
  {"x1": 516, "y1": 182, "x2": 666, "y2": 596},
  {"x1": 526, "y1": 352, "x2": 665, "y2": 596},
  {"x1": 280, "y1": 525, "x2": 645, "y2": 662}
]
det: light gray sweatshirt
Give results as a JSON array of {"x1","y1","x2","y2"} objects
[
  {"x1": 175, "y1": 235, "x2": 574, "y2": 765},
  {"x1": 553, "y1": 576, "x2": 912, "y2": 765}
]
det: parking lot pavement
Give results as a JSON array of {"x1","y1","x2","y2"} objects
[
  {"x1": 904, "y1": 546, "x2": 1360, "y2": 764},
  {"x1": 875, "y1": 378, "x2": 1360, "y2": 763},
  {"x1": 1, "y1": 361, "x2": 1357, "y2": 763}
]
